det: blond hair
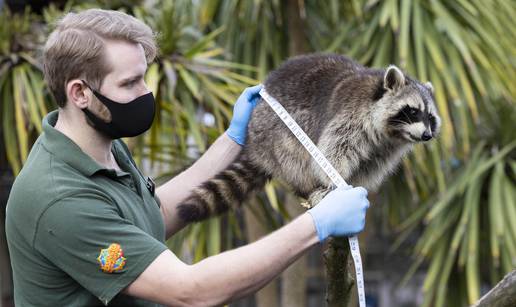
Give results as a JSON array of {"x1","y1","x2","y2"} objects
[{"x1": 43, "y1": 9, "x2": 157, "y2": 107}]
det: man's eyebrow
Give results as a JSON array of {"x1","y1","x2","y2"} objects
[{"x1": 119, "y1": 74, "x2": 144, "y2": 84}]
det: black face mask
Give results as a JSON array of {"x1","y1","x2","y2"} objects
[{"x1": 81, "y1": 80, "x2": 155, "y2": 139}]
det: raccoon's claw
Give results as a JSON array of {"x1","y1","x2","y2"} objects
[
  {"x1": 327, "y1": 183, "x2": 337, "y2": 191},
  {"x1": 300, "y1": 201, "x2": 313, "y2": 209}
]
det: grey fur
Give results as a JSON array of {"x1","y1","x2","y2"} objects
[{"x1": 178, "y1": 53, "x2": 441, "y2": 223}]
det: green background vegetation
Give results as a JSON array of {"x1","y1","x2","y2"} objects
[{"x1": 0, "y1": 0, "x2": 514, "y2": 306}]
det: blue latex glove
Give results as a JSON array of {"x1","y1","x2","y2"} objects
[
  {"x1": 307, "y1": 186, "x2": 370, "y2": 242},
  {"x1": 226, "y1": 84, "x2": 263, "y2": 145}
]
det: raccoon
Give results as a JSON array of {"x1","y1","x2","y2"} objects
[{"x1": 178, "y1": 53, "x2": 441, "y2": 222}]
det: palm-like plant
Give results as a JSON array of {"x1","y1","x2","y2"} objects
[
  {"x1": 316, "y1": 0, "x2": 516, "y2": 305},
  {"x1": 1, "y1": 0, "x2": 515, "y2": 305},
  {"x1": 205, "y1": 0, "x2": 516, "y2": 305},
  {"x1": 0, "y1": 8, "x2": 51, "y2": 175},
  {"x1": 396, "y1": 99, "x2": 515, "y2": 307}
]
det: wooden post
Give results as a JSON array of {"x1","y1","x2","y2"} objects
[{"x1": 473, "y1": 270, "x2": 516, "y2": 307}]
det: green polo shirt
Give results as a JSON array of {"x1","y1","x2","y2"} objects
[{"x1": 5, "y1": 110, "x2": 168, "y2": 306}]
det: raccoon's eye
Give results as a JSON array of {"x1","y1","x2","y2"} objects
[{"x1": 409, "y1": 108, "x2": 419, "y2": 115}]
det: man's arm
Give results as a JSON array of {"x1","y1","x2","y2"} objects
[
  {"x1": 124, "y1": 187, "x2": 369, "y2": 306},
  {"x1": 124, "y1": 212, "x2": 318, "y2": 306},
  {"x1": 157, "y1": 132, "x2": 241, "y2": 238}
]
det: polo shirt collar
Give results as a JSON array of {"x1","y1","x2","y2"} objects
[{"x1": 41, "y1": 110, "x2": 108, "y2": 177}]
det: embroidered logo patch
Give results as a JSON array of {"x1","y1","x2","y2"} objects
[{"x1": 97, "y1": 243, "x2": 126, "y2": 273}]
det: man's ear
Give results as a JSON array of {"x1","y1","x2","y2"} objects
[
  {"x1": 383, "y1": 65, "x2": 405, "y2": 92},
  {"x1": 66, "y1": 79, "x2": 89, "y2": 109}
]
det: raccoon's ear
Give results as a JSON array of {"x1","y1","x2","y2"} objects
[
  {"x1": 383, "y1": 65, "x2": 405, "y2": 92},
  {"x1": 424, "y1": 81, "x2": 434, "y2": 94}
]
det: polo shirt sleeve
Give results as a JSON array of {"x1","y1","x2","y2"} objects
[{"x1": 34, "y1": 193, "x2": 169, "y2": 305}]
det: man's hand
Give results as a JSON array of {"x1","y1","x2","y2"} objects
[
  {"x1": 307, "y1": 186, "x2": 370, "y2": 242},
  {"x1": 226, "y1": 84, "x2": 263, "y2": 145}
]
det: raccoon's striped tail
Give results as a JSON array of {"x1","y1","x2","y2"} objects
[{"x1": 177, "y1": 158, "x2": 270, "y2": 223}]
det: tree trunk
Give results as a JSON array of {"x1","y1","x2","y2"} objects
[
  {"x1": 472, "y1": 270, "x2": 516, "y2": 307},
  {"x1": 286, "y1": 0, "x2": 309, "y2": 56},
  {"x1": 324, "y1": 237, "x2": 355, "y2": 307}
]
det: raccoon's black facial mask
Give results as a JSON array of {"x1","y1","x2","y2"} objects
[
  {"x1": 388, "y1": 105, "x2": 436, "y2": 142},
  {"x1": 390, "y1": 106, "x2": 422, "y2": 125}
]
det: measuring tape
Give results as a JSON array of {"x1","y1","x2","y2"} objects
[{"x1": 259, "y1": 88, "x2": 366, "y2": 307}]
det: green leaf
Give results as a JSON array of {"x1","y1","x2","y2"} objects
[
  {"x1": 13, "y1": 66, "x2": 29, "y2": 162},
  {"x1": 207, "y1": 218, "x2": 221, "y2": 256},
  {"x1": 26, "y1": 68, "x2": 49, "y2": 120},
  {"x1": 422, "y1": 239, "x2": 447, "y2": 291},
  {"x1": 379, "y1": 0, "x2": 393, "y2": 27},
  {"x1": 145, "y1": 63, "x2": 161, "y2": 96},
  {"x1": 468, "y1": 140, "x2": 516, "y2": 184},
  {"x1": 184, "y1": 26, "x2": 225, "y2": 59},
  {"x1": 423, "y1": 24, "x2": 446, "y2": 71},
  {"x1": 465, "y1": 177, "x2": 481, "y2": 303},
  {"x1": 502, "y1": 174, "x2": 516, "y2": 243},
  {"x1": 262, "y1": 182, "x2": 279, "y2": 211},
  {"x1": 2, "y1": 76, "x2": 21, "y2": 174},
  {"x1": 429, "y1": 66, "x2": 455, "y2": 150},
  {"x1": 489, "y1": 161, "x2": 504, "y2": 265},
  {"x1": 18, "y1": 64, "x2": 42, "y2": 133},
  {"x1": 449, "y1": 178, "x2": 478, "y2": 252},
  {"x1": 177, "y1": 65, "x2": 201, "y2": 100}
]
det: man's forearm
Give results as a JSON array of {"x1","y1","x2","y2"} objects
[
  {"x1": 185, "y1": 212, "x2": 318, "y2": 305},
  {"x1": 157, "y1": 132, "x2": 242, "y2": 238},
  {"x1": 124, "y1": 212, "x2": 319, "y2": 306},
  {"x1": 187, "y1": 213, "x2": 319, "y2": 306}
]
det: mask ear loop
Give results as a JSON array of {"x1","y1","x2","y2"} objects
[
  {"x1": 80, "y1": 80, "x2": 111, "y2": 125},
  {"x1": 81, "y1": 79, "x2": 93, "y2": 91},
  {"x1": 81, "y1": 80, "x2": 108, "y2": 101},
  {"x1": 81, "y1": 80, "x2": 106, "y2": 106}
]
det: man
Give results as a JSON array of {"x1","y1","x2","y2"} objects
[{"x1": 5, "y1": 9, "x2": 370, "y2": 306}]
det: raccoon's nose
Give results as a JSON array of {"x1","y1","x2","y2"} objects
[{"x1": 421, "y1": 131, "x2": 432, "y2": 141}]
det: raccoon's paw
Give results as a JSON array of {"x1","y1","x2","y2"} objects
[{"x1": 307, "y1": 188, "x2": 333, "y2": 208}]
